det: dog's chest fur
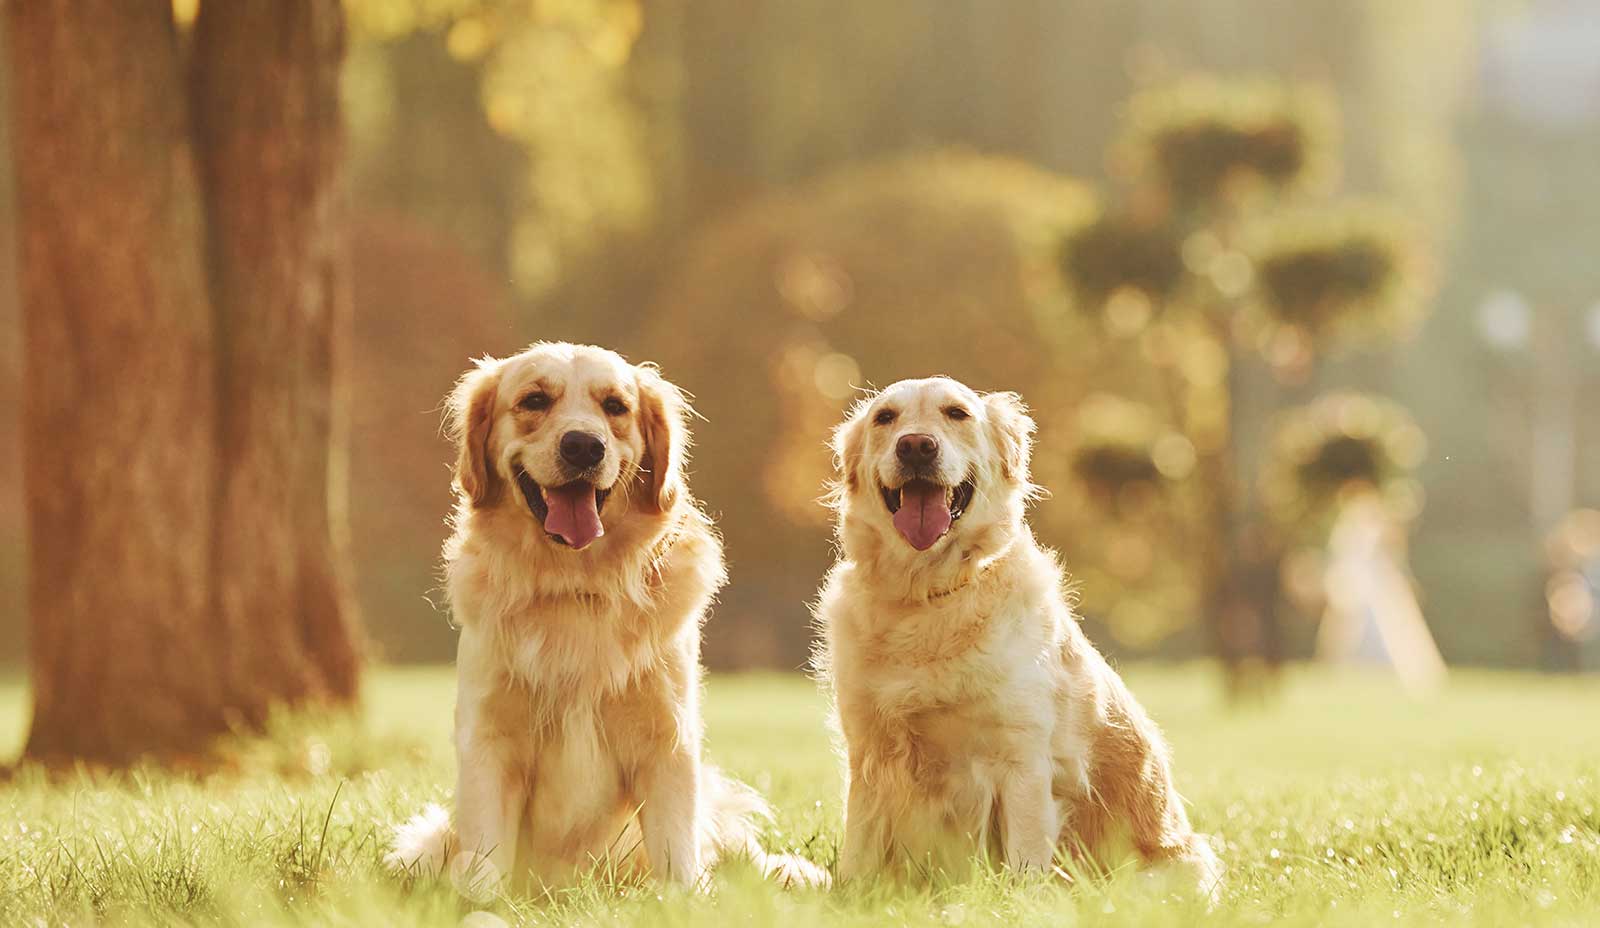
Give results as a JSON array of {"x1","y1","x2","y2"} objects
[
  {"x1": 825, "y1": 550, "x2": 1096, "y2": 869},
  {"x1": 477, "y1": 574, "x2": 698, "y2": 759},
  {"x1": 474, "y1": 659, "x2": 682, "y2": 871},
  {"x1": 841, "y1": 577, "x2": 1058, "y2": 770},
  {"x1": 499, "y1": 594, "x2": 665, "y2": 696},
  {"x1": 450, "y1": 528, "x2": 715, "y2": 874},
  {"x1": 460, "y1": 521, "x2": 717, "y2": 698}
]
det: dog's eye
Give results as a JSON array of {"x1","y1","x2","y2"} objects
[
  {"x1": 602, "y1": 397, "x2": 629, "y2": 416},
  {"x1": 944, "y1": 406, "x2": 970, "y2": 421},
  {"x1": 873, "y1": 408, "x2": 897, "y2": 426},
  {"x1": 518, "y1": 391, "x2": 551, "y2": 412}
]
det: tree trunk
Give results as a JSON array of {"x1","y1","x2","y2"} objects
[
  {"x1": 6, "y1": 0, "x2": 361, "y2": 765},
  {"x1": 8, "y1": 0, "x2": 225, "y2": 763},
  {"x1": 192, "y1": 0, "x2": 361, "y2": 716}
]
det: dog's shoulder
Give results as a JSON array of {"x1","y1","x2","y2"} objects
[
  {"x1": 815, "y1": 559, "x2": 861, "y2": 612},
  {"x1": 995, "y1": 530, "x2": 1076, "y2": 614},
  {"x1": 656, "y1": 506, "x2": 725, "y2": 580}
]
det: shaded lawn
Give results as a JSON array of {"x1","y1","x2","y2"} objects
[{"x1": 1, "y1": 664, "x2": 1598, "y2": 925}]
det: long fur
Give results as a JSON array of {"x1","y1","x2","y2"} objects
[
  {"x1": 388, "y1": 767, "x2": 817, "y2": 887},
  {"x1": 388, "y1": 343, "x2": 826, "y2": 894},
  {"x1": 812, "y1": 377, "x2": 1221, "y2": 897}
]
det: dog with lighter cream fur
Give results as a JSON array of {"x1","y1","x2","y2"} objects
[
  {"x1": 812, "y1": 377, "x2": 1220, "y2": 895},
  {"x1": 389, "y1": 343, "x2": 827, "y2": 895}
]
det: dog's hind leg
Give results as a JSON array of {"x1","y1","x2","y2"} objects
[{"x1": 1122, "y1": 782, "x2": 1223, "y2": 903}]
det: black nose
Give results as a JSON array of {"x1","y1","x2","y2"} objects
[
  {"x1": 559, "y1": 430, "x2": 607, "y2": 469},
  {"x1": 896, "y1": 433, "x2": 940, "y2": 467}
]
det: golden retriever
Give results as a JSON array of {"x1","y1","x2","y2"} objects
[
  {"x1": 389, "y1": 342, "x2": 827, "y2": 895},
  {"x1": 812, "y1": 377, "x2": 1220, "y2": 895}
]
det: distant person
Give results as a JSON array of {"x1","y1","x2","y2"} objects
[
  {"x1": 1317, "y1": 493, "x2": 1447, "y2": 692},
  {"x1": 1543, "y1": 509, "x2": 1600, "y2": 672}
]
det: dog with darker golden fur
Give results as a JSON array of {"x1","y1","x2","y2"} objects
[
  {"x1": 812, "y1": 376, "x2": 1220, "y2": 895},
  {"x1": 389, "y1": 342, "x2": 826, "y2": 895}
]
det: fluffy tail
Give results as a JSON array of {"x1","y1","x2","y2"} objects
[
  {"x1": 386, "y1": 802, "x2": 457, "y2": 876},
  {"x1": 702, "y1": 767, "x2": 832, "y2": 889}
]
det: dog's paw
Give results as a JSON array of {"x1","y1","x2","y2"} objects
[
  {"x1": 762, "y1": 853, "x2": 832, "y2": 889},
  {"x1": 1139, "y1": 842, "x2": 1224, "y2": 909},
  {"x1": 448, "y1": 850, "x2": 504, "y2": 903}
]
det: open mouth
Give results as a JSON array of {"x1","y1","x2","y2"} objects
[
  {"x1": 515, "y1": 467, "x2": 611, "y2": 550},
  {"x1": 879, "y1": 475, "x2": 976, "y2": 551}
]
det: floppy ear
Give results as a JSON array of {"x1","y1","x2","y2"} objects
[
  {"x1": 984, "y1": 391, "x2": 1036, "y2": 483},
  {"x1": 635, "y1": 364, "x2": 689, "y2": 514},
  {"x1": 830, "y1": 398, "x2": 871, "y2": 495},
  {"x1": 446, "y1": 358, "x2": 502, "y2": 507}
]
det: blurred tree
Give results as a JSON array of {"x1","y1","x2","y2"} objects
[
  {"x1": 1259, "y1": 393, "x2": 1426, "y2": 540},
  {"x1": 668, "y1": 0, "x2": 1141, "y2": 219},
  {"x1": 344, "y1": 31, "x2": 527, "y2": 283},
  {"x1": 345, "y1": 0, "x2": 655, "y2": 300},
  {"x1": 6, "y1": 0, "x2": 360, "y2": 764},
  {"x1": 1057, "y1": 78, "x2": 1435, "y2": 697},
  {"x1": 0, "y1": 39, "x2": 18, "y2": 670},
  {"x1": 345, "y1": 211, "x2": 515, "y2": 663}
]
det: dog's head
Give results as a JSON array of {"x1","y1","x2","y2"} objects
[
  {"x1": 446, "y1": 343, "x2": 688, "y2": 550},
  {"x1": 830, "y1": 376, "x2": 1036, "y2": 560}
]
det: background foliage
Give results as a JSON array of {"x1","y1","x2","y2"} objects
[{"x1": 2, "y1": 0, "x2": 1598, "y2": 669}]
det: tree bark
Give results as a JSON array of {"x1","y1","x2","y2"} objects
[
  {"x1": 7, "y1": 0, "x2": 361, "y2": 765},
  {"x1": 192, "y1": 0, "x2": 361, "y2": 716},
  {"x1": 8, "y1": 0, "x2": 225, "y2": 762}
]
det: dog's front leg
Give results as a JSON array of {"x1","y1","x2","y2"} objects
[
  {"x1": 639, "y1": 745, "x2": 703, "y2": 885},
  {"x1": 453, "y1": 735, "x2": 523, "y2": 897},
  {"x1": 451, "y1": 633, "x2": 524, "y2": 899},
  {"x1": 838, "y1": 767, "x2": 891, "y2": 882},
  {"x1": 999, "y1": 757, "x2": 1057, "y2": 872}
]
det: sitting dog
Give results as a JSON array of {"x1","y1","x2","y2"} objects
[
  {"x1": 389, "y1": 342, "x2": 826, "y2": 894},
  {"x1": 812, "y1": 376, "x2": 1220, "y2": 894}
]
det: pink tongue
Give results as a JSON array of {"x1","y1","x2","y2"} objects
[
  {"x1": 543, "y1": 483, "x2": 603, "y2": 550},
  {"x1": 892, "y1": 481, "x2": 952, "y2": 551}
]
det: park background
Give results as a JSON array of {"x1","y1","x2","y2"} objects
[
  {"x1": 1, "y1": 0, "x2": 1599, "y2": 677},
  {"x1": 1, "y1": 2, "x2": 1599, "y2": 925}
]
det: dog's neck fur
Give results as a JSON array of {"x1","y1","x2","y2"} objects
[
  {"x1": 923, "y1": 555, "x2": 1004, "y2": 600},
  {"x1": 447, "y1": 492, "x2": 697, "y2": 614},
  {"x1": 841, "y1": 494, "x2": 1027, "y2": 606}
]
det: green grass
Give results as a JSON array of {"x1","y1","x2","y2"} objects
[{"x1": 2, "y1": 665, "x2": 1599, "y2": 926}]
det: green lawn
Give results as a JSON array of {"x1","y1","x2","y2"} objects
[{"x1": 2, "y1": 665, "x2": 1598, "y2": 926}]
